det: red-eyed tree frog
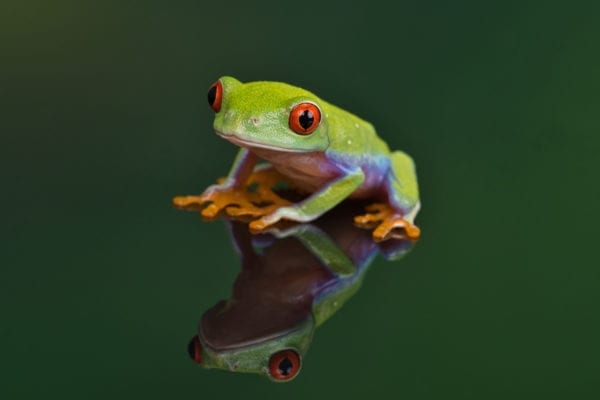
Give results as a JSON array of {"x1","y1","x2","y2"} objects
[
  {"x1": 187, "y1": 201, "x2": 415, "y2": 381},
  {"x1": 174, "y1": 77, "x2": 421, "y2": 241}
]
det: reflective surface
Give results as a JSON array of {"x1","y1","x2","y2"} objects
[
  {"x1": 188, "y1": 202, "x2": 414, "y2": 381},
  {"x1": 3, "y1": 1, "x2": 599, "y2": 399}
]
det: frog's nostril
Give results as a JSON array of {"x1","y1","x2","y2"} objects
[{"x1": 250, "y1": 117, "x2": 259, "y2": 125}]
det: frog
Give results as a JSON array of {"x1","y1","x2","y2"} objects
[
  {"x1": 173, "y1": 76, "x2": 421, "y2": 241},
  {"x1": 187, "y1": 201, "x2": 415, "y2": 381}
]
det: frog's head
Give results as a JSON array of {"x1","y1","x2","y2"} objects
[
  {"x1": 188, "y1": 313, "x2": 314, "y2": 382},
  {"x1": 207, "y1": 76, "x2": 330, "y2": 152}
]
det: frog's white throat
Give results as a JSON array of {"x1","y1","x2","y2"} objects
[{"x1": 215, "y1": 130, "x2": 306, "y2": 153}]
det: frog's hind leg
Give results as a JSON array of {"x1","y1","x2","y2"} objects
[
  {"x1": 387, "y1": 150, "x2": 420, "y2": 222},
  {"x1": 355, "y1": 151, "x2": 421, "y2": 241}
]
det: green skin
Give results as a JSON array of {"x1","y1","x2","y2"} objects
[{"x1": 205, "y1": 76, "x2": 420, "y2": 227}]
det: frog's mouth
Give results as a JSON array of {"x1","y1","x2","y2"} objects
[{"x1": 215, "y1": 130, "x2": 306, "y2": 153}]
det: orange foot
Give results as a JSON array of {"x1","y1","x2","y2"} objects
[
  {"x1": 354, "y1": 203, "x2": 421, "y2": 242},
  {"x1": 172, "y1": 168, "x2": 293, "y2": 222}
]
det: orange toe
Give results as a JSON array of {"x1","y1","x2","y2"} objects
[{"x1": 354, "y1": 202, "x2": 421, "y2": 242}]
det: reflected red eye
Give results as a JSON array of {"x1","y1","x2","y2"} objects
[
  {"x1": 207, "y1": 81, "x2": 223, "y2": 112},
  {"x1": 268, "y1": 349, "x2": 301, "y2": 381},
  {"x1": 289, "y1": 102, "x2": 321, "y2": 135},
  {"x1": 187, "y1": 335, "x2": 202, "y2": 364}
]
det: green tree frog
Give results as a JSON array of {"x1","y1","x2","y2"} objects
[
  {"x1": 174, "y1": 76, "x2": 421, "y2": 241},
  {"x1": 187, "y1": 201, "x2": 415, "y2": 381}
]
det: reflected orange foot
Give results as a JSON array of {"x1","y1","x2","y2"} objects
[
  {"x1": 354, "y1": 203, "x2": 421, "y2": 242},
  {"x1": 172, "y1": 169, "x2": 293, "y2": 223}
]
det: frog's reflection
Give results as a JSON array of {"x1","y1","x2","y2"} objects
[{"x1": 188, "y1": 201, "x2": 415, "y2": 382}]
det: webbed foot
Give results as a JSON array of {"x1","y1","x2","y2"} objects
[
  {"x1": 354, "y1": 203, "x2": 421, "y2": 242},
  {"x1": 173, "y1": 179, "x2": 254, "y2": 220},
  {"x1": 172, "y1": 168, "x2": 293, "y2": 222}
]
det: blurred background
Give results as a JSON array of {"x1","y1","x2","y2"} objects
[{"x1": 2, "y1": 0, "x2": 599, "y2": 398}]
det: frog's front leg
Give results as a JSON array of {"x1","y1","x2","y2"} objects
[
  {"x1": 173, "y1": 148, "x2": 258, "y2": 218},
  {"x1": 173, "y1": 149, "x2": 294, "y2": 220},
  {"x1": 249, "y1": 168, "x2": 365, "y2": 232}
]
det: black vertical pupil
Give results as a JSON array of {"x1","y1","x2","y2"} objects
[
  {"x1": 278, "y1": 357, "x2": 294, "y2": 375},
  {"x1": 299, "y1": 110, "x2": 314, "y2": 130},
  {"x1": 207, "y1": 85, "x2": 217, "y2": 106}
]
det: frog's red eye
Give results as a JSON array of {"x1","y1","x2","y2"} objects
[
  {"x1": 207, "y1": 81, "x2": 222, "y2": 112},
  {"x1": 289, "y1": 102, "x2": 321, "y2": 135},
  {"x1": 268, "y1": 349, "x2": 301, "y2": 381},
  {"x1": 187, "y1": 335, "x2": 203, "y2": 364}
]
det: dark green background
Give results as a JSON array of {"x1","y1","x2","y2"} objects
[{"x1": 2, "y1": 0, "x2": 599, "y2": 398}]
